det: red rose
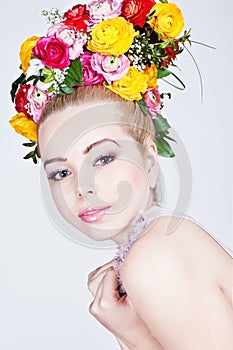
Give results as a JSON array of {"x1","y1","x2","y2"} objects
[
  {"x1": 121, "y1": 0, "x2": 155, "y2": 27},
  {"x1": 161, "y1": 41, "x2": 180, "y2": 68},
  {"x1": 33, "y1": 36, "x2": 70, "y2": 70},
  {"x1": 15, "y1": 85, "x2": 32, "y2": 118},
  {"x1": 63, "y1": 4, "x2": 89, "y2": 32}
]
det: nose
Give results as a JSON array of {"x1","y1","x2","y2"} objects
[{"x1": 77, "y1": 186, "x2": 94, "y2": 198}]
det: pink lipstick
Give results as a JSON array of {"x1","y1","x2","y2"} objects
[{"x1": 78, "y1": 206, "x2": 111, "y2": 223}]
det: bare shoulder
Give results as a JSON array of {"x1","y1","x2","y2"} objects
[
  {"x1": 122, "y1": 215, "x2": 232, "y2": 301},
  {"x1": 121, "y1": 215, "x2": 233, "y2": 349}
]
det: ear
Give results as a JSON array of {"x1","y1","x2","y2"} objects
[{"x1": 144, "y1": 142, "x2": 158, "y2": 189}]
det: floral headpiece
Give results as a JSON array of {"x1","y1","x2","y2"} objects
[{"x1": 9, "y1": 0, "x2": 191, "y2": 164}]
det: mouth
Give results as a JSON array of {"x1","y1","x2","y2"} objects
[{"x1": 78, "y1": 206, "x2": 111, "y2": 223}]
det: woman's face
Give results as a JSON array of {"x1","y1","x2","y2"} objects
[{"x1": 38, "y1": 102, "x2": 158, "y2": 244}]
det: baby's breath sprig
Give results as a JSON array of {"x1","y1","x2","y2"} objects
[
  {"x1": 41, "y1": 8, "x2": 64, "y2": 25},
  {"x1": 128, "y1": 33, "x2": 154, "y2": 71}
]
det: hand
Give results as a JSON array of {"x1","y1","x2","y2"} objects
[{"x1": 87, "y1": 260, "x2": 152, "y2": 348}]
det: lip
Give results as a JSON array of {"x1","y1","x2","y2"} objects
[{"x1": 78, "y1": 206, "x2": 111, "y2": 223}]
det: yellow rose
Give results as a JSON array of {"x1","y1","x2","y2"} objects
[
  {"x1": 20, "y1": 36, "x2": 40, "y2": 74},
  {"x1": 9, "y1": 113, "x2": 38, "y2": 142},
  {"x1": 144, "y1": 63, "x2": 158, "y2": 89},
  {"x1": 87, "y1": 17, "x2": 135, "y2": 56},
  {"x1": 105, "y1": 66, "x2": 148, "y2": 101},
  {"x1": 148, "y1": 3, "x2": 184, "y2": 40}
]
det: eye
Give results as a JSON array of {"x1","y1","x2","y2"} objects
[
  {"x1": 93, "y1": 152, "x2": 116, "y2": 166},
  {"x1": 48, "y1": 169, "x2": 72, "y2": 181}
]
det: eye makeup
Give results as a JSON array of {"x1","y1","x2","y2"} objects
[
  {"x1": 47, "y1": 169, "x2": 72, "y2": 181},
  {"x1": 92, "y1": 151, "x2": 116, "y2": 166}
]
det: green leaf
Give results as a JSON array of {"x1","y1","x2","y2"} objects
[
  {"x1": 48, "y1": 86, "x2": 55, "y2": 93},
  {"x1": 43, "y1": 75, "x2": 55, "y2": 84},
  {"x1": 164, "y1": 134, "x2": 177, "y2": 143},
  {"x1": 137, "y1": 99, "x2": 149, "y2": 116},
  {"x1": 26, "y1": 75, "x2": 40, "y2": 83},
  {"x1": 154, "y1": 47, "x2": 164, "y2": 57},
  {"x1": 59, "y1": 86, "x2": 75, "y2": 95},
  {"x1": 64, "y1": 59, "x2": 83, "y2": 88},
  {"x1": 156, "y1": 137, "x2": 175, "y2": 158},
  {"x1": 23, "y1": 151, "x2": 35, "y2": 159},
  {"x1": 157, "y1": 67, "x2": 171, "y2": 79},
  {"x1": 23, "y1": 143, "x2": 40, "y2": 164},
  {"x1": 32, "y1": 154, "x2": 38, "y2": 164},
  {"x1": 159, "y1": 40, "x2": 170, "y2": 49},
  {"x1": 35, "y1": 145, "x2": 41, "y2": 158},
  {"x1": 153, "y1": 114, "x2": 171, "y2": 133},
  {"x1": 43, "y1": 67, "x2": 53, "y2": 75},
  {"x1": 22, "y1": 141, "x2": 36, "y2": 147},
  {"x1": 157, "y1": 33, "x2": 162, "y2": 41},
  {"x1": 10, "y1": 73, "x2": 26, "y2": 102},
  {"x1": 163, "y1": 70, "x2": 186, "y2": 90}
]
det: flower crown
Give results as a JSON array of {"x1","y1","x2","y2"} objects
[{"x1": 9, "y1": 0, "x2": 191, "y2": 164}]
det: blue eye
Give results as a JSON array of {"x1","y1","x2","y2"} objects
[
  {"x1": 94, "y1": 153, "x2": 116, "y2": 166},
  {"x1": 48, "y1": 169, "x2": 71, "y2": 181}
]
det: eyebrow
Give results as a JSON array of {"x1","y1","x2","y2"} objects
[
  {"x1": 83, "y1": 138, "x2": 120, "y2": 155},
  {"x1": 44, "y1": 138, "x2": 120, "y2": 168},
  {"x1": 44, "y1": 157, "x2": 67, "y2": 169}
]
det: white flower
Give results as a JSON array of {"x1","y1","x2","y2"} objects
[
  {"x1": 36, "y1": 80, "x2": 54, "y2": 91},
  {"x1": 26, "y1": 58, "x2": 44, "y2": 80}
]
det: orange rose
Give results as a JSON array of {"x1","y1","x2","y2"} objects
[
  {"x1": 105, "y1": 66, "x2": 148, "y2": 101},
  {"x1": 20, "y1": 36, "x2": 40, "y2": 73},
  {"x1": 144, "y1": 63, "x2": 158, "y2": 89},
  {"x1": 148, "y1": 3, "x2": 184, "y2": 40},
  {"x1": 9, "y1": 112, "x2": 38, "y2": 141}
]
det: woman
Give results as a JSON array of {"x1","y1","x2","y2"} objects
[
  {"x1": 8, "y1": 1, "x2": 233, "y2": 348},
  {"x1": 38, "y1": 85, "x2": 233, "y2": 349}
]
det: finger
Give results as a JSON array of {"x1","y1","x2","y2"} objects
[
  {"x1": 87, "y1": 260, "x2": 114, "y2": 281},
  {"x1": 94, "y1": 268, "x2": 120, "y2": 303},
  {"x1": 88, "y1": 266, "x2": 113, "y2": 297}
]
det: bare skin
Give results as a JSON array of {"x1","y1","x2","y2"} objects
[
  {"x1": 87, "y1": 260, "x2": 164, "y2": 349},
  {"x1": 39, "y1": 103, "x2": 233, "y2": 348},
  {"x1": 88, "y1": 215, "x2": 233, "y2": 349}
]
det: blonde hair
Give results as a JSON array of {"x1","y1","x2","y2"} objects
[{"x1": 40, "y1": 85, "x2": 156, "y2": 151}]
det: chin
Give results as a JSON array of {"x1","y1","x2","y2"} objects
[{"x1": 80, "y1": 224, "x2": 122, "y2": 242}]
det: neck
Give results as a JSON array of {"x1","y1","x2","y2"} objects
[{"x1": 111, "y1": 195, "x2": 160, "y2": 248}]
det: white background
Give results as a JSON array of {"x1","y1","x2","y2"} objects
[{"x1": 1, "y1": 0, "x2": 232, "y2": 349}]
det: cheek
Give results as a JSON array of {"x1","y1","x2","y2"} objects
[
  {"x1": 95, "y1": 160, "x2": 149, "y2": 202},
  {"x1": 49, "y1": 180, "x2": 77, "y2": 220}
]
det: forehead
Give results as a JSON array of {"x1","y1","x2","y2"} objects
[{"x1": 38, "y1": 102, "x2": 133, "y2": 160}]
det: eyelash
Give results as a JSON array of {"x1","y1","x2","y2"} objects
[
  {"x1": 47, "y1": 152, "x2": 116, "y2": 181},
  {"x1": 47, "y1": 169, "x2": 72, "y2": 181},
  {"x1": 93, "y1": 152, "x2": 116, "y2": 166}
]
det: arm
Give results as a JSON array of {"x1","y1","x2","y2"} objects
[
  {"x1": 122, "y1": 220, "x2": 233, "y2": 350},
  {"x1": 115, "y1": 337, "x2": 130, "y2": 350},
  {"x1": 119, "y1": 334, "x2": 164, "y2": 350}
]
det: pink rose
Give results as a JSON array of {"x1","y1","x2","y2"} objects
[
  {"x1": 91, "y1": 53, "x2": 130, "y2": 84},
  {"x1": 144, "y1": 87, "x2": 161, "y2": 118},
  {"x1": 47, "y1": 23, "x2": 87, "y2": 60},
  {"x1": 87, "y1": 0, "x2": 122, "y2": 25},
  {"x1": 27, "y1": 85, "x2": 53, "y2": 123},
  {"x1": 33, "y1": 36, "x2": 70, "y2": 69},
  {"x1": 47, "y1": 23, "x2": 76, "y2": 46},
  {"x1": 80, "y1": 52, "x2": 104, "y2": 86}
]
